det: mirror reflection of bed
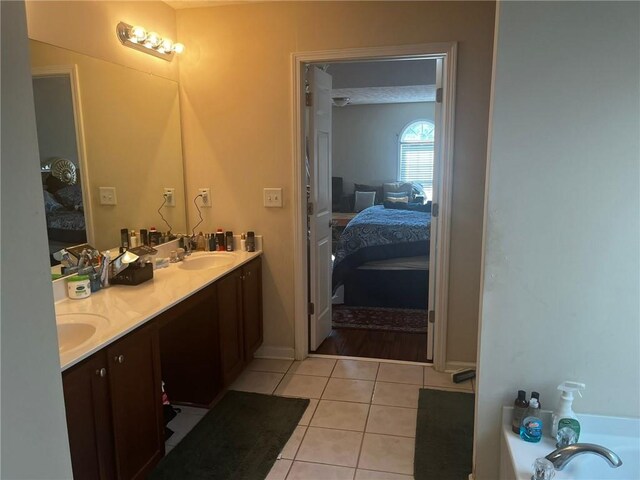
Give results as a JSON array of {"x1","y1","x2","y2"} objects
[{"x1": 33, "y1": 74, "x2": 88, "y2": 266}]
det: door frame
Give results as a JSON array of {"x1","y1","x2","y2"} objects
[
  {"x1": 291, "y1": 43, "x2": 457, "y2": 371},
  {"x1": 32, "y1": 64, "x2": 95, "y2": 247}
]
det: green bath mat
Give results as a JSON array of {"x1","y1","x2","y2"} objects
[
  {"x1": 414, "y1": 388, "x2": 475, "y2": 480},
  {"x1": 150, "y1": 390, "x2": 309, "y2": 480}
]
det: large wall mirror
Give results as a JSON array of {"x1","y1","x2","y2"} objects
[{"x1": 29, "y1": 39, "x2": 187, "y2": 265}]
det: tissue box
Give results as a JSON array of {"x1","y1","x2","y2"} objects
[{"x1": 111, "y1": 262, "x2": 153, "y2": 286}]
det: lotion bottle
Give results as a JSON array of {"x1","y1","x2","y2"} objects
[{"x1": 551, "y1": 381, "x2": 585, "y2": 443}]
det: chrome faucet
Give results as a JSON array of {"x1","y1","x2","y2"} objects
[{"x1": 545, "y1": 443, "x2": 623, "y2": 471}]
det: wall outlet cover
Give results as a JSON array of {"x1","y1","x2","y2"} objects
[
  {"x1": 198, "y1": 188, "x2": 211, "y2": 207},
  {"x1": 164, "y1": 187, "x2": 175, "y2": 207}
]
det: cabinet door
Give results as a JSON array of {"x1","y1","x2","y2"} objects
[
  {"x1": 62, "y1": 351, "x2": 116, "y2": 480},
  {"x1": 217, "y1": 268, "x2": 244, "y2": 385},
  {"x1": 107, "y1": 324, "x2": 163, "y2": 480},
  {"x1": 242, "y1": 257, "x2": 263, "y2": 361},
  {"x1": 159, "y1": 284, "x2": 221, "y2": 406}
]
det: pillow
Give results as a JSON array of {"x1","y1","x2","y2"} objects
[
  {"x1": 354, "y1": 191, "x2": 376, "y2": 212},
  {"x1": 55, "y1": 184, "x2": 83, "y2": 211},
  {"x1": 354, "y1": 183, "x2": 384, "y2": 205},
  {"x1": 383, "y1": 181, "x2": 413, "y2": 200},
  {"x1": 384, "y1": 191, "x2": 409, "y2": 204},
  {"x1": 43, "y1": 190, "x2": 65, "y2": 213}
]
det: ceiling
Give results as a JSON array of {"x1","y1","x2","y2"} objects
[{"x1": 164, "y1": 0, "x2": 258, "y2": 8}]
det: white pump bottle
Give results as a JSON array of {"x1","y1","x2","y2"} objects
[{"x1": 551, "y1": 381, "x2": 585, "y2": 439}]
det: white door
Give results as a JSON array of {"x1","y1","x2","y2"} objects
[
  {"x1": 307, "y1": 65, "x2": 333, "y2": 351},
  {"x1": 426, "y1": 57, "x2": 444, "y2": 361}
]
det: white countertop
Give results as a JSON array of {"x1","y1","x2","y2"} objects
[{"x1": 55, "y1": 249, "x2": 262, "y2": 371}]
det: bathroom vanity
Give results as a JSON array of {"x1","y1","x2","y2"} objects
[{"x1": 56, "y1": 250, "x2": 263, "y2": 480}]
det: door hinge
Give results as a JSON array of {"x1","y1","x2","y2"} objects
[
  {"x1": 308, "y1": 302, "x2": 315, "y2": 315},
  {"x1": 307, "y1": 202, "x2": 314, "y2": 216},
  {"x1": 436, "y1": 87, "x2": 443, "y2": 104},
  {"x1": 432, "y1": 202, "x2": 439, "y2": 217},
  {"x1": 305, "y1": 92, "x2": 313, "y2": 107},
  {"x1": 428, "y1": 310, "x2": 435, "y2": 323}
]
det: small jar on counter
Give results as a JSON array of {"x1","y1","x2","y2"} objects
[{"x1": 67, "y1": 275, "x2": 91, "y2": 299}]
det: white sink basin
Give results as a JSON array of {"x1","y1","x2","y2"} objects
[
  {"x1": 56, "y1": 313, "x2": 109, "y2": 353},
  {"x1": 179, "y1": 252, "x2": 237, "y2": 271}
]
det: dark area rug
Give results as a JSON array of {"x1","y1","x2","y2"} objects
[
  {"x1": 332, "y1": 305, "x2": 427, "y2": 333},
  {"x1": 414, "y1": 388, "x2": 475, "y2": 480},
  {"x1": 150, "y1": 390, "x2": 309, "y2": 480}
]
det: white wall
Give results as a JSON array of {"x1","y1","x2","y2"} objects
[
  {"x1": 474, "y1": 2, "x2": 640, "y2": 479},
  {"x1": 332, "y1": 102, "x2": 434, "y2": 194},
  {"x1": 0, "y1": 2, "x2": 73, "y2": 478}
]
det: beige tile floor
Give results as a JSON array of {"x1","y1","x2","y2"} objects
[{"x1": 164, "y1": 358, "x2": 475, "y2": 479}]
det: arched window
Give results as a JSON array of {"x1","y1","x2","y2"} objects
[{"x1": 398, "y1": 120, "x2": 435, "y2": 200}]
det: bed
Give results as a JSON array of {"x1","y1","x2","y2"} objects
[
  {"x1": 43, "y1": 170, "x2": 87, "y2": 263},
  {"x1": 332, "y1": 204, "x2": 431, "y2": 309}
]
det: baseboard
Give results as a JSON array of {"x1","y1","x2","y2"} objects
[
  {"x1": 253, "y1": 345, "x2": 295, "y2": 360},
  {"x1": 446, "y1": 360, "x2": 476, "y2": 372}
]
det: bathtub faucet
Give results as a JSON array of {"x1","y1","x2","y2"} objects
[{"x1": 545, "y1": 443, "x2": 623, "y2": 471}]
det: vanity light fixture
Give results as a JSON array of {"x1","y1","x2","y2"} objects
[{"x1": 116, "y1": 22, "x2": 184, "y2": 61}]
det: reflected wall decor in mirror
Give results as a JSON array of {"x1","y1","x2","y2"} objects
[{"x1": 29, "y1": 40, "x2": 187, "y2": 269}]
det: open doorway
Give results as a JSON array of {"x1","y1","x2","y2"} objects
[{"x1": 293, "y1": 44, "x2": 456, "y2": 369}]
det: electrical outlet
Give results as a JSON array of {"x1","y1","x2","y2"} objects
[
  {"x1": 99, "y1": 186, "x2": 117, "y2": 205},
  {"x1": 198, "y1": 188, "x2": 211, "y2": 207},
  {"x1": 163, "y1": 187, "x2": 175, "y2": 207},
  {"x1": 263, "y1": 188, "x2": 283, "y2": 207}
]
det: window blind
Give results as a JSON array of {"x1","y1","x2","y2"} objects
[{"x1": 399, "y1": 142, "x2": 434, "y2": 198}]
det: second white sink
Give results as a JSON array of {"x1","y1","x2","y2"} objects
[{"x1": 179, "y1": 252, "x2": 237, "y2": 271}]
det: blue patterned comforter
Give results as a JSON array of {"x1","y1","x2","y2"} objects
[{"x1": 332, "y1": 205, "x2": 431, "y2": 291}]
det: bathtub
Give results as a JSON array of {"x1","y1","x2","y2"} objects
[{"x1": 500, "y1": 407, "x2": 640, "y2": 480}]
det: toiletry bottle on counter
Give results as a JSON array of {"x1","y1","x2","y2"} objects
[
  {"x1": 140, "y1": 228, "x2": 149, "y2": 246},
  {"x1": 240, "y1": 233, "x2": 246, "y2": 251},
  {"x1": 197, "y1": 232, "x2": 205, "y2": 251},
  {"x1": 216, "y1": 229, "x2": 225, "y2": 251},
  {"x1": 67, "y1": 275, "x2": 91, "y2": 299},
  {"x1": 130, "y1": 230, "x2": 139, "y2": 247},
  {"x1": 551, "y1": 381, "x2": 584, "y2": 444},
  {"x1": 512, "y1": 390, "x2": 529, "y2": 434},
  {"x1": 520, "y1": 408, "x2": 543, "y2": 443},
  {"x1": 120, "y1": 228, "x2": 129, "y2": 253},
  {"x1": 226, "y1": 231, "x2": 234, "y2": 251},
  {"x1": 149, "y1": 227, "x2": 159, "y2": 246},
  {"x1": 246, "y1": 231, "x2": 255, "y2": 252},
  {"x1": 208, "y1": 233, "x2": 216, "y2": 251}
]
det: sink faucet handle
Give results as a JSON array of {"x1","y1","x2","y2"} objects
[{"x1": 532, "y1": 458, "x2": 555, "y2": 480}]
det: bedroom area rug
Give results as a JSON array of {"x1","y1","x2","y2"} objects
[
  {"x1": 150, "y1": 390, "x2": 309, "y2": 480},
  {"x1": 332, "y1": 305, "x2": 428, "y2": 333},
  {"x1": 414, "y1": 388, "x2": 475, "y2": 480}
]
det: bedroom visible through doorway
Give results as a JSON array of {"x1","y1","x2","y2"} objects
[{"x1": 305, "y1": 57, "x2": 442, "y2": 363}]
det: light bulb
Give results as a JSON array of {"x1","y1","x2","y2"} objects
[
  {"x1": 172, "y1": 43, "x2": 185, "y2": 54},
  {"x1": 144, "y1": 31, "x2": 161, "y2": 49},
  {"x1": 129, "y1": 25, "x2": 146, "y2": 43},
  {"x1": 158, "y1": 38, "x2": 173, "y2": 54}
]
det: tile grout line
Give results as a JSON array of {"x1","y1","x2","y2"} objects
[{"x1": 352, "y1": 361, "x2": 379, "y2": 474}]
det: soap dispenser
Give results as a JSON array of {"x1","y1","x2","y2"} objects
[{"x1": 551, "y1": 381, "x2": 585, "y2": 445}]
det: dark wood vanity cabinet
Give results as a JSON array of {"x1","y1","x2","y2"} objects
[
  {"x1": 217, "y1": 256, "x2": 264, "y2": 384},
  {"x1": 217, "y1": 268, "x2": 245, "y2": 386},
  {"x1": 62, "y1": 323, "x2": 163, "y2": 480},
  {"x1": 158, "y1": 285, "x2": 221, "y2": 406},
  {"x1": 62, "y1": 256, "x2": 263, "y2": 479},
  {"x1": 242, "y1": 257, "x2": 263, "y2": 361}
]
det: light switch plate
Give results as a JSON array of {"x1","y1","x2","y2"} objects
[
  {"x1": 99, "y1": 187, "x2": 117, "y2": 205},
  {"x1": 264, "y1": 188, "x2": 283, "y2": 207}
]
